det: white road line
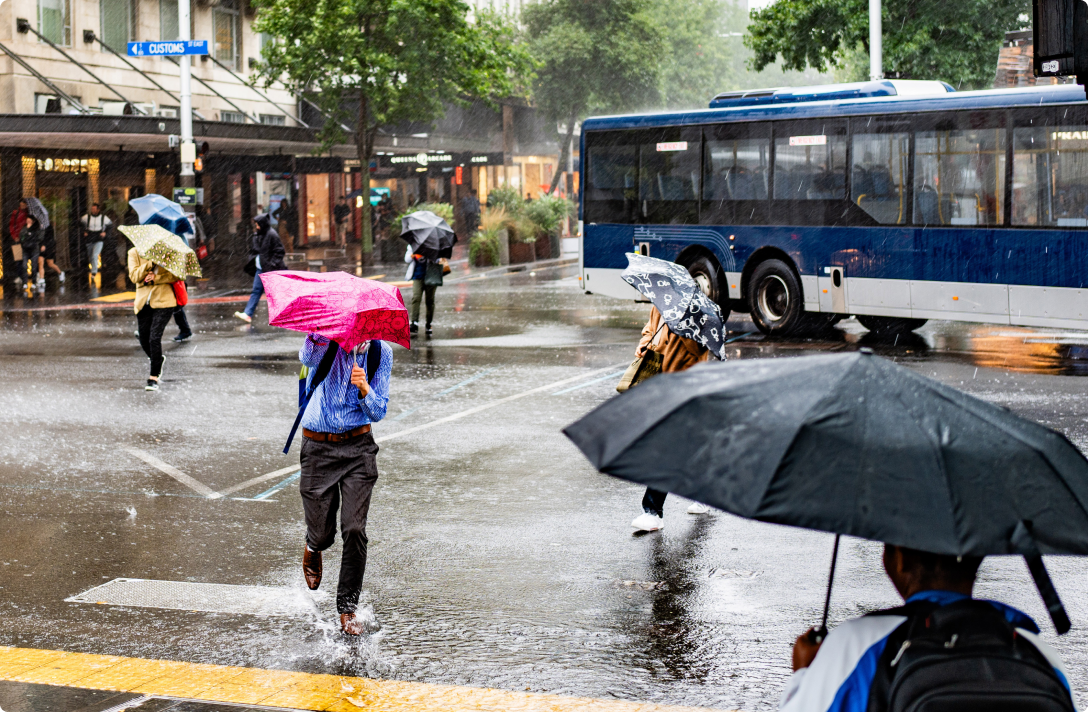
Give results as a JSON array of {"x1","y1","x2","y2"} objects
[
  {"x1": 217, "y1": 464, "x2": 300, "y2": 497},
  {"x1": 375, "y1": 363, "x2": 626, "y2": 445},
  {"x1": 123, "y1": 448, "x2": 221, "y2": 499}
]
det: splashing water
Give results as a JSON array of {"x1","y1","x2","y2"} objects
[{"x1": 125, "y1": 506, "x2": 137, "y2": 520}]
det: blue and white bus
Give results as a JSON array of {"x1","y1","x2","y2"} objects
[{"x1": 578, "y1": 79, "x2": 1088, "y2": 336}]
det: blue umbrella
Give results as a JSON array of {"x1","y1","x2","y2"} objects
[{"x1": 130, "y1": 194, "x2": 192, "y2": 237}]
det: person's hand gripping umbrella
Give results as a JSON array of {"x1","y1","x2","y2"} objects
[{"x1": 259, "y1": 270, "x2": 410, "y2": 452}]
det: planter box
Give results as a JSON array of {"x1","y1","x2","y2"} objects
[
  {"x1": 534, "y1": 233, "x2": 551, "y2": 260},
  {"x1": 509, "y1": 239, "x2": 535, "y2": 264}
]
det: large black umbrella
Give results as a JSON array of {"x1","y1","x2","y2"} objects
[
  {"x1": 563, "y1": 351, "x2": 1088, "y2": 633},
  {"x1": 622, "y1": 253, "x2": 727, "y2": 360},
  {"x1": 400, "y1": 210, "x2": 456, "y2": 260}
]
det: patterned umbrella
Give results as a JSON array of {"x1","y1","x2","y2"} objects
[
  {"x1": 119, "y1": 224, "x2": 202, "y2": 279},
  {"x1": 25, "y1": 197, "x2": 49, "y2": 228},
  {"x1": 260, "y1": 270, "x2": 410, "y2": 351},
  {"x1": 622, "y1": 253, "x2": 727, "y2": 360}
]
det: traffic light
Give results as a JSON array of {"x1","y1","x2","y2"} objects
[{"x1": 1034, "y1": 0, "x2": 1088, "y2": 94}]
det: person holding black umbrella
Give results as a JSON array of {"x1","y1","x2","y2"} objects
[
  {"x1": 780, "y1": 543, "x2": 1075, "y2": 712},
  {"x1": 399, "y1": 210, "x2": 455, "y2": 337}
]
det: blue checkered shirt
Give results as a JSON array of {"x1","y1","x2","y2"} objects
[{"x1": 299, "y1": 335, "x2": 392, "y2": 433}]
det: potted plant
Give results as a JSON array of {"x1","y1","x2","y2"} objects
[{"x1": 471, "y1": 207, "x2": 507, "y2": 267}]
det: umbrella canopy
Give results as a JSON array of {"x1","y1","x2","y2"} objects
[
  {"x1": 260, "y1": 270, "x2": 410, "y2": 351},
  {"x1": 622, "y1": 253, "x2": 727, "y2": 360},
  {"x1": 399, "y1": 210, "x2": 455, "y2": 260},
  {"x1": 563, "y1": 351, "x2": 1088, "y2": 632},
  {"x1": 130, "y1": 194, "x2": 193, "y2": 237},
  {"x1": 119, "y1": 224, "x2": 202, "y2": 279},
  {"x1": 25, "y1": 197, "x2": 49, "y2": 228}
]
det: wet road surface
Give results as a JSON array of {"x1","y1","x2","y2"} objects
[{"x1": 2, "y1": 263, "x2": 1088, "y2": 711}]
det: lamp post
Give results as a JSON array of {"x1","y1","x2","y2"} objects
[
  {"x1": 179, "y1": 0, "x2": 195, "y2": 187},
  {"x1": 869, "y1": 0, "x2": 882, "y2": 80}
]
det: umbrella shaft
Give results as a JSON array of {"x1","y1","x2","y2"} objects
[{"x1": 820, "y1": 534, "x2": 841, "y2": 634}]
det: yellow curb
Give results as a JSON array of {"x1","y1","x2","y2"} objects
[{"x1": 0, "y1": 646, "x2": 720, "y2": 711}]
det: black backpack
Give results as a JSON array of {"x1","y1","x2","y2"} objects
[{"x1": 866, "y1": 599, "x2": 1074, "y2": 712}]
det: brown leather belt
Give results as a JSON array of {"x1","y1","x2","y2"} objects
[{"x1": 302, "y1": 424, "x2": 371, "y2": 443}]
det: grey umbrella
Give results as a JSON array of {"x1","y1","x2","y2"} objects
[
  {"x1": 25, "y1": 197, "x2": 49, "y2": 229},
  {"x1": 563, "y1": 350, "x2": 1088, "y2": 633},
  {"x1": 622, "y1": 253, "x2": 727, "y2": 360},
  {"x1": 400, "y1": 210, "x2": 455, "y2": 260}
]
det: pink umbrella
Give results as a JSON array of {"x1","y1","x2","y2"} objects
[{"x1": 260, "y1": 270, "x2": 410, "y2": 350}]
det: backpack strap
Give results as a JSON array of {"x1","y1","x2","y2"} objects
[
  {"x1": 283, "y1": 340, "x2": 340, "y2": 454},
  {"x1": 865, "y1": 600, "x2": 941, "y2": 712}
]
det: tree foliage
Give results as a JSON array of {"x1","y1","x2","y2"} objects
[
  {"x1": 650, "y1": 0, "x2": 735, "y2": 109},
  {"x1": 253, "y1": 0, "x2": 533, "y2": 252},
  {"x1": 523, "y1": 0, "x2": 665, "y2": 193},
  {"x1": 745, "y1": 0, "x2": 1028, "y2": 90}
]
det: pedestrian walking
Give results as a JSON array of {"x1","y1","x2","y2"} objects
[
  {"x1": 781, "y1": 544, "x2": 1075, "y2": 712},
  {"x1": 403, "y1": 246, "x2": 442, "y2": 336},
  {"x1": 8, "y1": 198, "x2": 27, "y2": 290},
  {"x1": 298, "y1": 334, "x2": 393, "y2": 635},
  {"x1": 235, "y1": 213, "x2": 286, "y2": 324},
  {"x1": 80, "y1": 203, "x2": 112, "y2": 287},
  {"x1": 22, "y1": 198, "x2": 63, "y2": 293},
  {"x1": 629, "y1": 305, "x2": 711, "y2": 532},
  {"x1": 334, "y1": 196, "x2": 351, "y2": 245},
  {"x1": 127, "y1": 247, "x2": 179, "y2": 391},
  {"x1": 460, "y1": 190, "x2": 481, "y2": 237}
]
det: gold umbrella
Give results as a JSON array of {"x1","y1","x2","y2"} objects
[{"x1": 119, "y1": 224, "x2": 202, "y2": 279}]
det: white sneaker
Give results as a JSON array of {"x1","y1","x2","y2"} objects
[
  {"x1": 57, "y1": 271, "x2": 65, "y2": 283},
  {"x1": 631, "y1": 512, "x2": 664, "y2": 532},
  {"x1": 686, "y1": 502, "x2": 710, "y2": 515},
  {"x1": 234, "y1": 311, "x2": 252, "y2": 323},
  {"x1": 36, "y1": 278, "x2": 45, "y2": 292}
]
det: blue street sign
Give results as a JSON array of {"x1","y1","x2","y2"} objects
[{"x1": 127, "y1": 40, "x2": 208, "y2": 57}]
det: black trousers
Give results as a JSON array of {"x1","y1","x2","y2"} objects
[
  {"x1": 136, "y1": 305, "x2": 174, "y2": 377},
  {"x1": 300, "y1": 432, "x2": 379, "y2": 614},
  {"x1": 173, "y1": 306, "x2": 191, "y2": 336},
  {"x1": 642, "y1": 487, "x2": 667, "y2": 517}
]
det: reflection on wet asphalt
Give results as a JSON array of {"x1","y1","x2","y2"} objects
[{"x1": 2, "y1": 265, "x2": 1088, "y2": 710}]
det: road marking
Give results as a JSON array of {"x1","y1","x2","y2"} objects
[
  {"x1": 217, "y1": 465, "x2": 301, "y2": 497},
  {"x1": 391, "y1": 367, "x2": 498, "y2": 421},
  {"x1": 249, "y1": 471, "x2": 300, "y2": 501},
  {"x1": 0, "y1": 646, "x2": 707, "y2": 712},
  {"x1": 123, "y1": 448, "x2": 221, "y2": 499},
  {"x1": 552, "y1": 370, "x2": 627, "y2": 395},
  {"x1": 375, "y1": 364, "x2": 626, "y2": 445}
]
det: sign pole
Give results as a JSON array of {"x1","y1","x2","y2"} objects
[
  {"x1": 179, "y1": 0, "x2": 195, "y2": 187},
  {"x1": 869, "y1": 0, "x2": 882, "y2": 80}
]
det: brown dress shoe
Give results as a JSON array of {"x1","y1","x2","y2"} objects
[
  {"x1": 340, "y1": 613, "x2": 366, "y2": 636},
  {"x1": 302, "y1": 547, "x2": 321, "y2": 590}
]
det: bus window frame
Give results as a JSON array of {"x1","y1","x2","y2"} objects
[
  {"x1": 1010, "y1": 104, "x2": 1088, "y2": 229},
  {"x1": 769, "y1": 118, "x2": 851, "y2": 226},
  {"x1": 636, "y1": 125, "x2": 703, "y2": 226},
  {"x1": 848, "y1": 116, "x2": 914, "y2": 227},
  {"x1": 582, "y1": 129, "x2": 641, "y2": 225}
]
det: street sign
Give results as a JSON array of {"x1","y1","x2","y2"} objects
[
  {"x1": 127, "y1": 40, "x2": 208, "y2": 57},
  {"x1": 173, "y1": 187, "x2": 204, "y2": 206}
]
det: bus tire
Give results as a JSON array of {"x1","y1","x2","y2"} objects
[
  {"x1": 747, "y1": 259, "x2": 806, "y2": 336},
  {"x1": 685, "y1": 255, "x2": 730, "y2": 322},
  {"x1": 857, "y1": 315, "x2": 928, "y2": 336}
]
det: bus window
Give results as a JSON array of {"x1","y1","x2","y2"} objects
[
  {"x1": 914, "y1": 129, "x2": 1006, "y2": 226},
  {"x1": 704, "y1": 137, "x2": 769, "y2": 201},
  {"x1": 638, "y1": 131, "x2": 701, "y2": 224},
  {"x1": 583, "y1": 136, "x2": 638, "y2": 224},
  {"x1": 1013, "y1": 127, "x2": 1088, "y2": 226},
  {"x1": 773, "y1": 124, "x2": 847, "y2": 201},
  {"x1": 851, "y1": 132, "x2": 908, "y2": 224}
]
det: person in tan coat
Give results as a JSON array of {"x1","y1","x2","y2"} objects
[
  {"x1": 632, "y1": 306, "x2": 712, "y2": 532},
  {"x1": 128, "y1": 247, "x2": 179, "y2": 391}
]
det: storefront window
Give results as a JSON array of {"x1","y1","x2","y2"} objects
[
  {"x1": 38, "y1": 0, "x2": 71, "y2": 46},
  {"x1": 305, "y1": 174, "x2": 330, "y2": 242},
  {"x1": 214, "y1": 0, "x2": 240, "y2": 69},
  {"x1": 100, "y1": 0, "x2": 135, "y2": 52}
]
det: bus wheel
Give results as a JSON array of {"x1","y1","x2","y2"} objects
[
  {"x1": 857, "y1": 315, "x2": 928, "y2": 336},
  {"x1": 747, "y1": 259, "x2": 805, "y2": 335},
  {"x1": 686, "y1": 255, "x2": 730, "y2": 322}
]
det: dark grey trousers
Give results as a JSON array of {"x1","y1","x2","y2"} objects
[{"x1": 300, "y1": 432, "x2": 379, "y2": 614}]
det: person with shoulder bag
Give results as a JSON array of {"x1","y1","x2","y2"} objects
[
  {"x1": 627, "y1": 306, "x2": 712, "y2": 532},
  {"x1": 235, "y1": 213, "x2": 286, "y2": 324},
  {"x1": 128, "y1": 246, "x2": 179, "y2": 391},
  {"x1": 404, "y1": 246, "x2": 443, "y2": 337}
]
